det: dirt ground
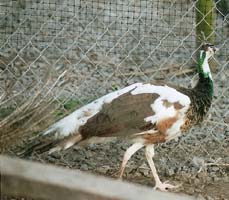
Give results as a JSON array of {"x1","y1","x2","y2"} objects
[{"x1": 4, "y1": 135, "x2": 229, "y2": 200}]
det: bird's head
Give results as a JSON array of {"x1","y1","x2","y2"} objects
[
  {"x1": 199, "y1": 43, "x2": 218, "y2": 60},
  {"x1": 197, "y1": 43, "x2": 218, "y2": 80}
]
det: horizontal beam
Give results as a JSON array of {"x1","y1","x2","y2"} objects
[{"x1": 0, "y1": 155, "x2": 194, "y2": 200}]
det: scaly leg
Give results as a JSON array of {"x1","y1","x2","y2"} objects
[
  {"x1": 145, "y1": 144, "x2": 181, "y2": 192},
  {"x1": 118, "y1": 143, "x2": 144, "y2": 178}
]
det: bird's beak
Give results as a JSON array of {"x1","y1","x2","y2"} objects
[{"x1": 213, "y1": 47, "x2": 219, "y2": 53}]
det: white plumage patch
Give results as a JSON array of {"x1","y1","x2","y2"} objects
[
  {"x1": 144, "y1": 98, "x2": 176, "y2": 123},
  {"x1": 202, "y1": 56, "x2": 212, "y2": 80},
  {"x1": 131, "y1": 83, "x2": 191, "y2": 138},
  {"x1": 131, "y1": 84, "x2": 190, "y2": 106},
  {"x1": 43, "y1": 83, "x2": 143, "y2": 138},
  {"x1": 43, "y1": 82, "x2": 191, "y2": 139}
]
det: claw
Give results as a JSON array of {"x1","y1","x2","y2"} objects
[
  {"x1": 48, "y1": 146, "x2": 62, "y2": 154},
  {"x1": 111, "y1": 169, "x2": 123, "y2": 179},
  {"x1": 154, "y1": 181, "x2": 182, "y2": 192}
]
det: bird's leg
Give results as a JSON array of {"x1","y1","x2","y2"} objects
[
  {"x1": 118, "y1": 143, "x2": 144, "y2": 179},
  {"x1": 145, "y1": 145, "x2": 180, "y2": 192}
]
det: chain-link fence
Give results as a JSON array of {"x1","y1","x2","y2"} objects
[{"x1": 0, "y1": 0, "x2": 228, "y2": 198}]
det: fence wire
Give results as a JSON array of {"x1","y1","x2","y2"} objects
[{"x1": 0, "y1": 0, "x2": 228, "y2": 193}]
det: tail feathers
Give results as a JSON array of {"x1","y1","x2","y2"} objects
[
  {"x1": 41, "y1": 121, "x2": 78, "y2": 139},
  {"x1": 19, "y1": 139, "x2": 60, "y2": 157},
  {"x1": 20, "y1": 133, "x2": 83, "y2": 157},
  {"x1": 48, "y1": 134, "x2": 83, "y2": 154},
  {"x1": 42, "y1": 126, "x2": 57, "y2": 136}
]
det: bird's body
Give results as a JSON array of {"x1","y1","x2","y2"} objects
[
  {"x1": 50, "y1": 83, "x2": 190, "y2": 142},
  {"x1": 26, "y1": 44, "x2": 217, "y2": 191}
]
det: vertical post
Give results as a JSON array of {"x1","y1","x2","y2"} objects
[
  {"x1": 196, "y1": 0, "x2": 216, "y2": 71},
  {"x1": 196, "y1": 0, "x2": 215, "y2": 45}
]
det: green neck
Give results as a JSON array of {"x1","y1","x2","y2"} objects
[{"x1": 195, "y1": 51, "x2": 213, "y2": 97}]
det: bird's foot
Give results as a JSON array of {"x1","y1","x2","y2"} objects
[
  {"x1": 154, "y1": 181, "x2": 181, "y2": 192},
  {"x1": 48, "y1": 146, "x2": 62, "y2": 154},
  {"x1": 111, "y1": 169, "x2": 124, "y2": 179}
]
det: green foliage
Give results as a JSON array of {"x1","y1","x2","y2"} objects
[
  {"x1": 53, "y1": 99, "x2": 80, "y2": 118},
  {"x1": 63, "y1": 99, "x2": 80, "y2": 111},
  {"x1": 111, "y1": 84, "x2": 119, "y2": 91}
]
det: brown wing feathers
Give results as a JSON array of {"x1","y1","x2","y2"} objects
[
  {"x1": 21, "y1": 89, "x2": 186, "y2": 155},
  {"x1": 79, "y1": 92, "x2": 160, "y2": 138}
]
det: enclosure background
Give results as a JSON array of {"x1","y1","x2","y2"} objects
[{"x1": 0, "y1": 0, "x2": 228, "y2": 197}]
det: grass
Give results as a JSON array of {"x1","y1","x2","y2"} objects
[{"x1": 53, "y1": 98, "x2": 81, "y2": 119}]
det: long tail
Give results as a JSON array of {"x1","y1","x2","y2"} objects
[
  {"x1": 20, "y1": 83, "x2": 143, "y2": 156},
  {"x1": 48, "y1": 134, "x2": 83, "y2": 154},
  {"x1": 19, "y1": 138, "x2": 60, "y2": 157},
  {"x1": 20, "y1": 109, "x2": 85, "y2": 157},
  {"x1": 20, "y1": 133, "x2": 83, "y2": 157}
]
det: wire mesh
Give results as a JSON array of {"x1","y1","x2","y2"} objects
[{"x1": 0, "y1": 0, "x2": 228, "y2": 197}]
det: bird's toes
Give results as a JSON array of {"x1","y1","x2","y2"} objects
[
  {"x1": 48, "y1": 146, "x2": 62, "y2": 154},
  {"x1": 111, "y1": 169, "x2": 123, "y2": 179},
  {"x1": 154, "y1": 181, "x2": 181, "y2": 192}
]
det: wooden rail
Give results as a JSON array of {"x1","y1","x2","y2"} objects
[{"x1": 0, "y1": 155, "x2": 195, "y2": 200}]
